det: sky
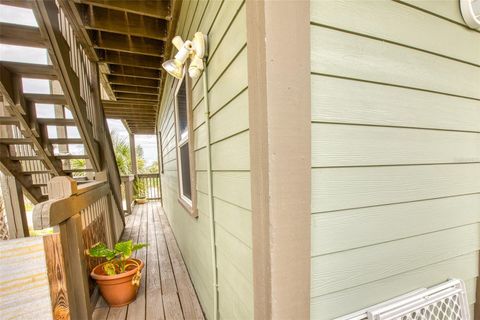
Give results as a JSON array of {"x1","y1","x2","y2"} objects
[{"x1": 0, "y1": 4, "x2": 158, "y2": 166}]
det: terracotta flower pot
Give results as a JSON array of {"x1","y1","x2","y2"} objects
[
  {"x1": 136, "y1": 198, "x2": 148, "y2": 204},
  {"x1": 91, "y1": 258, "x2": 144, "y2": 307}
]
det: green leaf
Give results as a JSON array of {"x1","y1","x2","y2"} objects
[
  {"x1": 88, "y1": 242, "x2": 115, "y2": 259},
  {"x1": 115, "y1": 240, "x2": 133, "y2": 259},
  {"x1": 132, "y1": 243, "x2": 148, "y2": 251},
  {"x1": 103, "y1": 262, "x2": 117, "y2": 276}
]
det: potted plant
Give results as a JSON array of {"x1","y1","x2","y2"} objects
[
  {"x1": 87, "y1": 240, "x2": 147, "y2": 307},
  {"x1": 133, "y1": 178, "x2": 148, "y2": 204}
]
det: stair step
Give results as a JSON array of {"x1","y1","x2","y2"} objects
[
  {"x1": 56, "y1": 154, "x2": 89, "y2": 160},
  {"x1": 10, "y1": 155, "x2": 42, "y2": 160},
  {"x1": 64, "y1": 168, "x2": 94, "y2": 173},
  {"x1": 37, "y1": 118, "x2": 76, "y2": 126},
  {"x1": 0, "y1": 0, "x2": 32, "y2": 8},
  {"x1": 0, "y1": 22, "x2": 44, "y2": 48},
  {"x1": 24, "y1": 93, "x2": 67, "y2": 105},
  {"x1": 0, "y1": 61, "x2": 57, "y2": 80},
  {"x1": 22, "y1": 170, "x2": 52, "y2": 175},
  {"x1": 0, "y1": 138, "x2": 32, "y2": 144},
  {"x1": 49, "y1": 138, "x2": 83, "y2": 144},
  {"x1": 32, "y1": 182, "x2": 48, "y2": 186},
  {"x1": 0, "y1": 116, "x2": 20, "y2": 125}
]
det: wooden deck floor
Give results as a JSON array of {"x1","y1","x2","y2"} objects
[{"x1": 93, "y1": 201, "x2": 205, "y2": 320}]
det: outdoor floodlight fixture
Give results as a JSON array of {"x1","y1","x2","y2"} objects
[
  {"x1": 162, "y1": 32, "x2": 207, "y2": 80},
  {"x1": 460, "y1": 0, "x2": 480, "y2": 29}
]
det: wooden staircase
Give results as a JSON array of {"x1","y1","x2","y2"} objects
[{"x1": 0, "y1": 0, "x2": 123, "y2": 211}]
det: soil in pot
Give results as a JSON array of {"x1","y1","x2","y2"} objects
[{"x1": 91, "y1": 258, "x2": 144, "y2": 307}]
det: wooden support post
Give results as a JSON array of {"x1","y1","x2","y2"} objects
[
  {"x1": 129, "y1": 133, "x2": 137, "y2": 175},
  {"x1": 0, "y1": 173, "x2": 29, "y2": 238},
  {"x1": 59, "y1": 214, "x2": 91, "y2": 320}
]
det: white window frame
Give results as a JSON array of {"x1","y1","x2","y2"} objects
[{"x1": 173, "y1": 71, "x2": 197, "y2": 217}]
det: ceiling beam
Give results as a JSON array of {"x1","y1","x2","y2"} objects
[
  {"x1": 0, "y1": 22, "x2": 44, "y2": 48},
  {"x1": 0, "y1": 61, "x2": 57, "y2": 80},
  {"x1": 92, "y1": 30, "x2": 164, "y2": 57},
  {"x1": 102, "y1": 100, "x2": 156, "y2": 108},
  {"x1": 111, "y1": 84, "x2": 159, "y2": 95},
  {"x1": 75, "y1": 0, "x2": 171, "y2": 20},
  {"x1": 109, "y1": 65, "x2": 161, "y2": 79},
  {"x1": 115, "y1": 92, "x2": 158, "y2": 101},
  {"x1": 108, "y1": 75, "x2": 159, "y2": 88},
  {"x1": 79, "y1": 4, "x2": 168, "y2": 40},
  {"x1": 98, "y1": 50, "x2": 162, "y2": 69}
]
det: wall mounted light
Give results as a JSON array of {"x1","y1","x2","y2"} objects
[
  {"x1": 460, "y1": 0, "x2": 480, "y2": 29},
  {"x1": 162, "y1": 32, "x2": 207, "y2": 79}
]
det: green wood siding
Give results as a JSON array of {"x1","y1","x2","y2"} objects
[
  {"x1": 310, "y1": 0, "x2": 480, "y2": 318},
  {"x1": 157, "y1": 1, "x2": 252, "y2": 319}
]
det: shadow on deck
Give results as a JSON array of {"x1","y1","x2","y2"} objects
[{"x1": 93, "y1": 202, "x2": 205, "y2": 320}]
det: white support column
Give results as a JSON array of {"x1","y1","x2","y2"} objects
[{"x1": 129, "y1": 133, "x2": 137, "y2": 175}]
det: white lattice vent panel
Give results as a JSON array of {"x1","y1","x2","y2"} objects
[{"x1": 336, "y1": 279, "x2": 471, "y2": 320}]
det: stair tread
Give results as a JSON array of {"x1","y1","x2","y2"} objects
[
  {"x1": 0, "y1": 22, "x2": 44, "y2": 48},
  {"x1": 24, "y1": 93, "x2": 67, "y2": 105},
  {"x1": 0, "y1": 61, "x2": 57, "y2": 80}
]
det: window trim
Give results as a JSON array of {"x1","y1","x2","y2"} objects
[{"x1": 173, "y1": 71, "x2": 197, "y2": 218}]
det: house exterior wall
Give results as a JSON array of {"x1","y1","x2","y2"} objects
[
  {"x1": 157, "y1": 1, "x2": 252, "y2": 319},
  {"x1": 310, "y1": 0, "x2": 480, "y2": 318}
]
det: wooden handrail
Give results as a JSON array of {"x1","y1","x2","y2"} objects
[{"x1": 33, "y1": 179, "x2": 109, "y2": 229}]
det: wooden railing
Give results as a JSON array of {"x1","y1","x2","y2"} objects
[
  {"x1": 30, "y1": 176, "x2": 121, "y2": 320},
  {"x1": 136, "y1": 173, "x2": 161, "y2": 200}
]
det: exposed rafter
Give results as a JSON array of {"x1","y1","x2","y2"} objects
[
  {"x1": 74, "y1": 0, "x2": 171, "y2": 20},
  {"x1": 78, "y1": 4, "x2": 168, "y2": 40}
]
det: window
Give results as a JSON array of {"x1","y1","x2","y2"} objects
[{"x1": 174, "y1": 74, "x2": 196, "y2": 216}]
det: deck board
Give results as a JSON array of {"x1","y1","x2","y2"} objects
[{"x1": 92, "y1": 202, "x2": 204, "y2": 320}]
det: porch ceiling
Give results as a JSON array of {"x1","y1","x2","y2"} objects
[{"x1": 62, "y1": 0, "x2": 181, "y2": 134}]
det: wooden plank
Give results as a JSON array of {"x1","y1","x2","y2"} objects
[
  {"x1": 397, "y1": 0, "x2": 480, "y2": 28},
  {"x1": 205, "y1": 3, "x2": 246, "y2": 89},
  {"x1": 116, "y1": 92, "x2": 158, "y2": 102},
  {"x1": 153, "y1": 203, "x2": 183, "y2": 319},
  {"x1": 311, "y1": 252, "x2": 479, "y2": 319},
  {"x1": 311, "y1": 123, "x2": 480, "y2": 167},
  {"x1": 312, "y1": 163, "x2": 480, "y2": 213},
  {"x1": 145, "y1": 203, "x2": 165, "y2": 320},
  {"x1": 43, "y1": 233, "x2": 70, "y2": 319},
  {"x1": 93, "y1": 31, "x2": 164, "y2": 57},
  {"x1": 311, "y1": 75, "x2": 480, "y2": 132},
  {"x1": 125, "y1": 203, "x2": 147, "y2": 320},
  {"x1": 311, "y1": 223, "x2": 480, "y2": 296},
  {"x1": 311, "y1": 26, "x2": 480, "y2": 99},
  {"x1": 209, "y1": 90, "x2": 248, "y2": 143},
  {"x1": 92, "y1": 297, "x2": 109, "y2": 320},
  {"x1": 211, "y1": 172, "x2": 251, "y2": 210},
  {"x1": 211, "y1": 130, "x2": 250, "y2": 171},
  {"x1": 37, "y1": 118, "x2": 76, "y2": 125},
  {"x1": 77, "y1": 0, "x2": 171, "y2": 20},
  {"x1": 111, "y1": 85, "x2": 159, "y2": 95},
  {"x1": 0, "y1": 22, "x2": 44, "y2": 48},
  {"x1": 108, "y1": 75, "x2": 159, "y2": 88},
  {"x1": 0, "y1": 237, "x2": 53, "y2": 319},
  {"x1": 159, "y1": 207, "x2": 204, "y2": 319},
  {"x1": 98, "y1": 50, "x2": 162, "y2": 69},
  {"x1": 0, "y1": 61, "x2": 57, "y2": 80},
  {"x1": 109, "y1": 65, "x2": 161, "y2": 80},
  {"x1": 24, "y1": 93, "x2": 67, "y2": 105},
  {"x1": 312, "y1": 194, "x2": 480, "y2": 256},
  {"x1": 310, "y1": 0, "x2": 480, "y2": 65},
  {"x1": 49, "y1": 138, "x2": 83, "y2": 145},
  {"x1": 81, "y1": 4, "x2": 168, "y2": 40}
]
